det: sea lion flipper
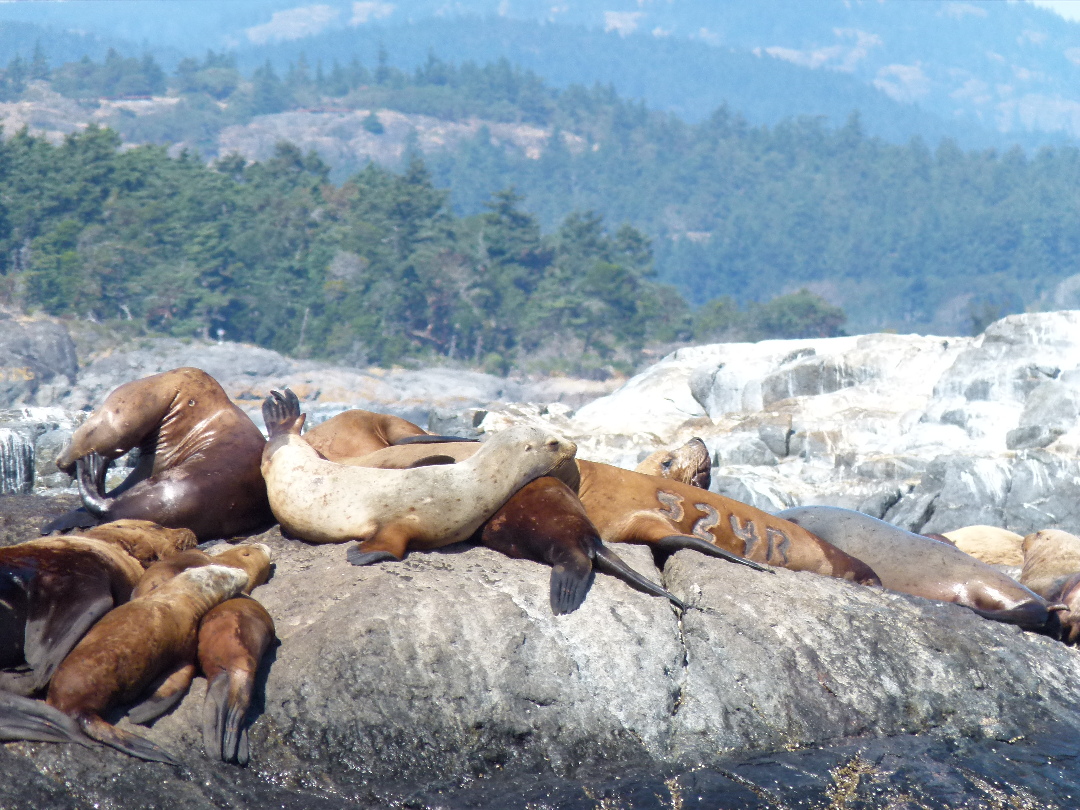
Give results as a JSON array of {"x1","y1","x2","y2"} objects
[
  {"x1": 549, "y1": 557, "x2": 595, "y2": 615},
  {"x1": 393, "y1": 435, "x2": 481, "y2": 446},
  {"x1": 40, "y1": 508, "x2": 101, "y2": 535},
  {"x1": 406, "y1": 455, "x2": 457, "y2": 468},
  {"x1": 24, "y1": 584, "x2": 114, "y2": 691},
  {"x1": 591, "y1": 543, "x2": 687, "y2": 611},
  {"x1": 262, "y1": 389, "x2": 305, "y2": 438},
  {"x1": 203, "y1": 669, "x2": 257, "y2": 764},
  {"x1": 654, "y1": 534, "x2": 773, "y2": 573},
  {"x1": 345, "y1": 548, "x2": 399, "y2": 566},
  {"x1": 0, "y1": 693, "x2": 95, "y2": 746},
  {"x1": 126, "y1": 662, "x2": 196, "y2": 725},
  {"x1": 79, "y1": 714, "x2": 180, "y2": 766}
]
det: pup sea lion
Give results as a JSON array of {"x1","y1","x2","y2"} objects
[
  {"x1": 261, "y1": 390, "x2": 576, "y2": 565},
  {"x1": 480, "y1": 476, "x2": 686, "y2": 614},
  {"x1": 635, "y1": 437, "x2": 711, "y2": 490},
  {"x1": 302, "y1": 408, "x2": 473, "y2": 459},
  {"x1": 0, "y1": 526, "x2": 192, "y2": 696},
  {"x1": 44, "y1": 564, "x2": 249, "y2": 764},
  {"x1": 197, "y1": 595, "x2": 276, "y2": 764},
  {"x1": 778, "y1": 506, "x2": 1055, "y2": 628},
  {"x1": 44, "y1": 367, "x2": 273, "y2": 541},
  {"x1": 943, "y1": 525, "x2": 1025, "y2": 567},
  {"x1": 345, "y1": 442, "x2": 876, "y2": 583}
]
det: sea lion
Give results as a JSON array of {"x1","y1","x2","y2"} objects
[
  {"x1": 777, "y1": 505, "x2": 1056, "y2": 628},
  {"x1": 43, "y1": 367, "x2": 274, "y2": 541},
  {"x1": 480, "y1": 476, "x2": 686, "y2": 614},
  {"x1": 43, "y1": 564, "x2": 249, "y2": 764},
  {"x1": 1019, "y1": 529, "x2": 1080, "y2": 600},
  {"x1": 1042, "y1": 573, "x2": 1080, "y2": 644},
  {"x1": 302, "y1": 408, "x2": 473, "y2": 460},
  {"x1": 942, "y1": 525, "x2": 1025, "y2": 567},
  {"x1": 132, "y1": 543, "x2": 273, "y2": 599},
  {"x1": 0, "y1": 524, "x2": 195, "y2": 696},
  {"x1": 345, "y1": 442, "x2": 876, "y2": 583},
  {"x1": 635, "y1": 437, "x2": 711, "y2": 490},
  {"x1": 261, "y1": 389, "x2": 577, "y2": 565},
  {"x1": 197, "y1": 595, "x2": 276, "y2": 764}
]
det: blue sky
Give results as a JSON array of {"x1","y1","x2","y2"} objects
[{"x1": 1029, "y1": 1, "x2": 1080, "y2": 21}]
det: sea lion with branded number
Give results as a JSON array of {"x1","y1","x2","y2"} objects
[
  {"x1": 302, "y1": 408, "x2": 475, "y2": 460},
  {"x1": 345, "y1": 442, "x2": 875, "y2": 583},
  {"x1": 0, "y1": 521, "x2": 197, "y2": 696},
  {"x1": 635, "y1": 437, "x2": 711, "y2": 490},
  {"x1": 197, "y1": 595, "x2": 276, "y2": 764},
  {"x1": 778, "y1": 505, "x2": 1057, "y2": 629},
  {"x1": 261, "y1": 389, "x2": 577, "y2": 565},
  {"x1": 37, "y1": 564, "x2": 250, "y2": 764},
  {"x1": 42, "y1": 367, "x2": 274, "y2": 541}
]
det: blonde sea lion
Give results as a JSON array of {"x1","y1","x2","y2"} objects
[
  {"x1": 302, "y1": 408, "x2": 474, "y2": 460},
  {"x1": 343, "y1": 442, "x2": 875, "y2": 583},
  {"x1": 1019, "y1": 529, "x2": 1080, "y2": 599},
  {"x1": 778, "y1": 506, "x2": 1056, "y2": 629},
  {"x1": 635, "y1": 437, "x2": 711, "y2": 490},
  {"x1": 197, "y1": 595, "x2": 276, "y2": 764},
  {"x1": 261, "y1": 390, "x2": 577, "y2": 565},
  {"x1": 0, "y1": 523, "x2": 195, "y2": 695},
  {"x1": 942, "y1": 525, "x2": 1025, "y2": 567},
  {"x1": 43, "y1": 367, "x2": 273, "y2": 541},
  {"x1": 43, "y1": 564, "x2": 250, "y2": 764}
]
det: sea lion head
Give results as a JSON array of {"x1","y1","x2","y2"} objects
[
  {"x1": 209, "y1": 543, "x2": 273, "y2": 593},
  {"x1": 481, "y1": 425, "x2": 577, "y2": 478}
]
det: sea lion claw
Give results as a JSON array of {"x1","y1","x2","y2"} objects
[
  {"x1": 346, "y1": 548, "x2": 399, "y2": 567},
  {"x1": 654, "y1": 534, "x2": 772, "y2": 573}
]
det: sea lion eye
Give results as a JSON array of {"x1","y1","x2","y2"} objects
[
  {"x1": 661, "y1": 459, "x2": 672, "y2": 470},
  {"x1": 188, "y1": 399, "x2": 196, "y2": 407},
  {"x1": 545, "y1": 438, "x2": 560, "y2": 450}
]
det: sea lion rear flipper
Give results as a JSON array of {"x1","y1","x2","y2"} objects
[
  {"x1": 78, "y1": 713, "x2": 180, "y2": 766},
  {"x1": 549, "y1": 555, "x2": 595, "y2": 615},
  {"x1": 203, "y1": 669, "x2": 256, "y2": 764},
  {"x1": 262, "y1": 389, "x2": 305, "y2": 438},
  {"x1": 24, "y1": 585, "x2": 114, "y2": 692},
  {"x1": 592, "y1": 543, "x2": 687, "y2": 611},
  {"x1": 126, "y1": 662, "x2": 196, "y2": 725},
  {"x1": 393, "y1": 435, "x2": 481, "y2": 446},
  {"x1": 0, "y1": 692, "x2": 95, "y2": 746},
  {"x1": 40, "y1": 508, "x2": 101, "y2": 535},
  {"x1": 653, "y1": 534, "x2": 773, "y2": 573},
  {"x1": 969, "y1": 601, "x2": 1051, "y2": 630}
]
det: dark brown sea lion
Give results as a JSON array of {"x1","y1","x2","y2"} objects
[
  {"x1": 197, "y1": 595, "x2": 276, "y2": 764},
  {"x1": 778, "y1": 505, "x2": 1056, "y2": 629},
  {"x1": 43, "y1": 367, "x2": 273, "y2": 541},
  {"x1": 480, "y1": 476, "x2": 686, "y2": 614},
  {"x1": 0, "y1": 522, "x2": 195, "y2": 696},
  {"x1": 261, "y1": 390, "x2": 576, "y2": 566},
  {"x1": 350, "y1": 442, "x2": 875, "y2": 584},
  {"x1": 635, "y1": 437, "x2": 711, "y2": 490},
  {"x1": 302, "y1": 408, "x2": 474, "y2": 459},
  {"x1": 44, "y1": 564, "x2": 250, "y2": 764}
]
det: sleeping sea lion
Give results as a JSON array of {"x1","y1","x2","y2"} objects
[
  {"x1": 943, "y1": 525, "x2": 1025, "y2": 567},
  {"x1": 1019, "y1": 529, "x2": 1080, "y2": 598},
  {"x1": 43, "y1": 367, "x2": 273, "y2": 541},
  {"x1": 261, "y1": 390, "x2": 577, "y2": 565},
  {"x1": 302, "y1": 408, "x2": 473, "y2": 459},
  {"x1": 635, "y1": 437, "x2": 711, "y2": 490},
  {"x1": 197, "y1": 595, "x2": 276, "y2": 764},
  {"x1": 0, "y1": 523, "x2": 196, "y2": 695},
  {"x1": 777, "y1": 506, "x2": 1056, "y2": 628},
  {"x1": 43, "y1": 564, "x2": 250, "y2": 764},
  {"x1": 344, "y1": 442, "x2": 877, "y2": 583}
]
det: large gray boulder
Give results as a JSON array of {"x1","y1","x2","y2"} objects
[{"x1": 0, "y1": 312, "x2": 78, "y2": 406}]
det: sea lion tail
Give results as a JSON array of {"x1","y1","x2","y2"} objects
[
  {"x1": 0, "y1": 692, "x2": 96, "y2": 747},
  {"x1": 78, "y1": 713, "x2": 181, "y2": 766},
  {"x1": 654, "y1": 534, "x2": 772, "y2": 573},
  {"x1": 203, "y1": 671, "x2": 254, "y2": 765},
  {"x1": 549, "y1": 558, "x2": 595, "y2": 615},
  {"x1": 592, "y1": 543, "x2": 687, "y2": 611}
]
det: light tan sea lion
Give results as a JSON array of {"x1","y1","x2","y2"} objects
[
  {"x1": 1019, "y1": 529, "x2": 1080, "y2": 601},
  {"x1": 302, "y1": 408, "x2": 474, "y2": 460},
  {"x1": 942, "y1": 525, "x2": 1025, "y2": 567},
  {"x1": 197, "y1": 595, "x2": 276, "y2": 764},
  {"x1": 43, "y1": 367, "x2": 274, "y2": 541},
  {"x1": 261, "y1": 390, "x2": 577, "y2": 565},
  {"x1": 42, "y1": 564, "x2": 249, "y2": 764},
  {"x1": 635, "y1": 437, "x2": 711, "y2": 490},
  {"x1": 343, "y1": 442, "x2": 877, "y2": 583},
  {"x1": 778, "y1": 506, "x2": 1056, "y2": 629}
]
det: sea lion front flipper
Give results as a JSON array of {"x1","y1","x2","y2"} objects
[
  {"x1": 126, "y1": 662, "x2": 197, "y2": 725},
  {"x1": 653, "y1": 534, "x2": 773, "y2": 573},
  {"x1": 78, "y1": 713, "x2": 180, "y2": 766},
  {"x1": 24, "y1": 580, "x2": 114, "y2": 692},
  {"x1": 406, "y1": 455, "x2": 457, "y2": 468},
  {"x1": 549, "y1": 554, "x2": 595, "y2": 615},
  {"x1": 393, "y1": 435, "x2": 481, "y2": 446},
  {"x1": 203, "y1": 669, "x2": 257, "y2": 764},
  {"x1": 0, "y1": 692, "x2": 95, "y2": 746},
  {"x1": 40, "y1": 508, "x2": 101, "y2": 535},
  {"x1": 345, "y1": 548, "x2": 399, "y2": 566},
  {"x1": 591, "y1": 543, "x2": 687, "y2": 611},
  {"x1": 346, "y1": 525, "x2": 411, "y2": 567}
]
